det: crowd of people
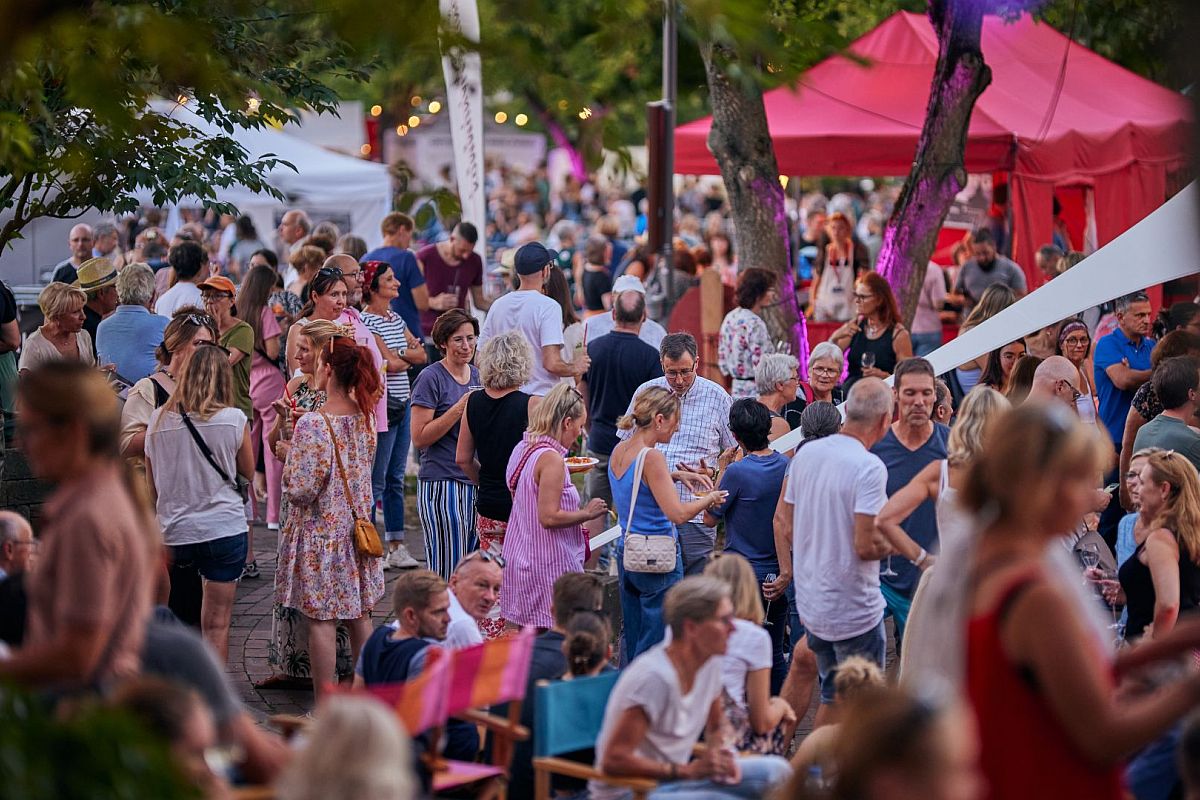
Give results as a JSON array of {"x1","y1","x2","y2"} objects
[{"x1": 3, "y1": 190, "x2": 1200, "y2": 800}]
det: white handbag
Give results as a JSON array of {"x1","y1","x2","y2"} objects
[{"x1": 621, "y1": 447, "x2": 677, "y2": 574}]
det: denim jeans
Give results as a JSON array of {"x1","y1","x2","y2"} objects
[
  {"x1": 372, "y1": 402, "x2": 410, "y2": 541},
  {"x1": 910, "y1": 330, "x2": 942, "y2": 357},
  {"x1": 807, "y1": 619, "x2": 886, "y2": 704},
  {"x1": 605, "y1": 755, "x2": 792, "y2": 799},
  {"x1": 617, "y1": 540, "x2": 684, "y2": 663}
]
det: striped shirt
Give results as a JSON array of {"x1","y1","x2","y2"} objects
[
  {"x1": 617, "y1": 375, "x2": 736, "y2": 521},
  {"x1": 362, "y1": 309, "x2": 411, "y2": 404}
]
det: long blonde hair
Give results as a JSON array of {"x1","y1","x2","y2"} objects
[
  {"x1": 300, "y1": 319, "x2": 351, "y2": 351},
  {"x1": 947, "y1": 387, "x2": 1009, "y2": 467},
  {"x1": 1143, "y1": 451, "x2": 1200, "y2": 562},
  {"x1": 160, "y1": 344, "x2": 233, "y2": 424},
  {"x1": 527, "y1": 382, "x2": 585, "y2": 437},
  {"x1": 616, "y1": 386, "x2": 680, "y2": 431},
  {"x1": 704, "y1": 553, "x2": 764, "y2": 625}
]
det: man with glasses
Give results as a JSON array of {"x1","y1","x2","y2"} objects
[
  {"x1": 1029, "y1": 356, "x2": 1084, "y2": 408},
  {"x1": 619, "y1": 333, "x2": 736, "y2": 575},
  {"x1": 51, "y1": 224, "x2": 95, "y2": 285}
]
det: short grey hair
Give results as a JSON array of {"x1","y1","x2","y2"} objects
[
  {"x1": 478, "y1": 330, "x2": 533, "y2": 391},
  {"x1": 1115, "y1": 292, "x2": 1150, "y2": 314},
  {"x1": 845, "y1": 377, "x2": 894, "y2": 424},
  {"x1": 116, "y1": 262, "x2": 156, "y2": 306},
  {"x1": 664, "y1": 576, "x2": 730, "y2": 640},
  {"x1": 808, "y1": 341, "x2": 844, "y2": 370},
  {"x1": 1037, "y1": 244, "x2": 1064, "y2": 262},
  {"x1": 755, "y1": 353, "x2": 798, "y2": 394},
  {"x1": 613, "y1": 291, "x2": 645, "y2": 326},
  {"x1": 94, "y1": 221, "x2": 118, "y2": 238},
  {"x1": 800, "y1": 401, "x2": 842, "y2": 439},
  {"x1": 0, "y1": 511, "x2": 31, "y2": 550},
  {"x1": 660, "y1": 333, "x2": 697, "y2": 363}
]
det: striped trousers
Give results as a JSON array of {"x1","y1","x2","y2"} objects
[{"x1": 417, "y1": 479, "x2": 478, "y2": 580}]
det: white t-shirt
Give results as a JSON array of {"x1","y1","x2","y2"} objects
[
  {"x1": 590, "y1": 644, "x2": 723, "y2": 800},
  {"x1": 478, "y1": 289, "x2": 565, "y2": 396},
  {"x1": 583, "y1": 312, "x2": 667, "y2": 350},
  {"x1": 721, "y1": 619, "x2": 772, "y2": 709},
  {"x1": 446, "y1": 589, "x2": 484, "y2": 649},
  {"x1": 154, "y1": 281, "x2": 204, "y2": 318},
  {"x1": 786, "y1": 434, "x2": 888, "y2": 641},
  {"x1": 145, "y1": 406, "x2": 248, "y2": 546}
]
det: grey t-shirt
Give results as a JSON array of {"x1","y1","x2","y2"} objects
[
  {"x1": 410, "y1": 361, "x2": 480, "y2": 483},
  {"x1": 1133, "y1": 414, "x2": 1200, "y2": 475},
  {"x1": 955, "y1": 255, "x2": 1027, "y2": 314}
]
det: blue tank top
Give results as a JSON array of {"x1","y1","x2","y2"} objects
[{"x1": 608, "y1": 447, "x2": 674, "y2": 538}]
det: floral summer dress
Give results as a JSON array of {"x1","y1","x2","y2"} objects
[
  {"x1": 275, "y1": 412, "x2": 384, "y2": 621},
  {"x1": 718, "y1": 306, "x2": 774, "y2": 399}
]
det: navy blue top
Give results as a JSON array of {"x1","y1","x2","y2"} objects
[
  {"x1": 585, "y1": 331, "x2": 662, "y2": 455},
  {"x1": 709, "y1": 452, "x2": 789, "y2": 568},
  {"x1": 870, "y1": 423, "x2": 949, "y2": 596},
  {"x1": 363, "y1": 246, "x2": 427, "y2": 339},
  {"x1": 358, "y1": 626, "x2": 433, "y2": 684}
]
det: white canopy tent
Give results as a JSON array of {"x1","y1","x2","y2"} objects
[{"x1": 0, "y1": 103, "x2": 393, "y2": 284}]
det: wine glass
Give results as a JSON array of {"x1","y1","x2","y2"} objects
[
  {"x1": 861, "y1": 351, "x2": 876, "y2": 372},
  {"x1": 1079, "y1": 542, "x2": 1101, "y2": 571},
  {"x1": 880, "y1": 555, "x2": 898, "y2": 577},
  {"x1": 762, "y1": 572, "x2": 777, "y2": 627}
]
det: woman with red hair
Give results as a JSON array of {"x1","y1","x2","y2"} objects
[
  {"x1": 831, "y1": 271, "x2": 912, "y2": 390},
  {"x1": 274, "y1": 336, "x2": 385, "y2": 703}
]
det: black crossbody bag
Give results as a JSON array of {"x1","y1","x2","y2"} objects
[{"x1": 179, "y1": 409, "x2": 250, "y2": 503}]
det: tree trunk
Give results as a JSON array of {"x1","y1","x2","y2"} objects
[
  {"x1": 876, "y1": 0, "x2": 992, "y2": 325},
  {"x1": 699, "y1": 41, "x2": 809, "y2": 363}
]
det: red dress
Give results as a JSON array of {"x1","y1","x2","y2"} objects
[{"x1": 965, "y1": 572, "x2": 1124, "y2": 800}]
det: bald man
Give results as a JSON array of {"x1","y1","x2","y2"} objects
[
  {"x1": 52, "y1": 224, "x2": 95, "y2": 284},
  {"x1": 1029, "y1": 355, "x2": 1082, "y2": 408},
  {"x1": 0, "y1": 512, "x2": 34, "y2": 582}
]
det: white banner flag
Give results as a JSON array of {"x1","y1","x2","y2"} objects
[
  {"x1": 771, "y1": 182, "x2": 1200, "y2": 454},
  {"x1": 440, "y1": 0, "x2": 486, "y2": 260}
]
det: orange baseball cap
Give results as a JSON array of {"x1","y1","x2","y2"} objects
[{"x1": 197, "y1": 275, "x2": 237, "y2": 295}]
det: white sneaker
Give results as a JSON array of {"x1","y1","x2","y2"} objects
[{"x1": 389, "y1": 544, "x2": 419, "y2": 570}]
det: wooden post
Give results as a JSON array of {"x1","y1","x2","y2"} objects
[{"x1": 699, "y1": 269, "x2": 724, "y2": 384}]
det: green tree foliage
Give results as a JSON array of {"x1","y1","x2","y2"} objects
[{"x1": 0, "y1": 0, "x2": 372, "y2": 251}]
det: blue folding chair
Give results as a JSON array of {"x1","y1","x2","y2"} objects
[{"x1": 532, "y1": 672, "x2": 659, "y2": 800}]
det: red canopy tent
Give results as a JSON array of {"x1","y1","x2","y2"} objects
[{"x1": 675, "y1": 11, "x2": 1192, "y2": 293}]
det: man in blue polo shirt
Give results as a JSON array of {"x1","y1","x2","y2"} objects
[{"x1": 1093, "y1": 291, "x2": 1154, "y2": 546}]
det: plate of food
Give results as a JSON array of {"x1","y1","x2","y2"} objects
[{"x1": 565, "y1": 456, "x2": 600, "y2": 474}]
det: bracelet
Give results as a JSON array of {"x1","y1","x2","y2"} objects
[{"x1": 913, "y1": 548, "x2": 928, "y2": 567}]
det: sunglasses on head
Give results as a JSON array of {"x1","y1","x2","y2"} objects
[
  {"x1": 183, "y1": 312, "x2": 215, "y2": 327},
  {"x1": 316, "y1": 266, "x2": 343, "y2": 278}
]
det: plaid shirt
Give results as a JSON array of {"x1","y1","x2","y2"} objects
[{"x1": 617, "y1": 375, "x2": 736, "y2": 522}]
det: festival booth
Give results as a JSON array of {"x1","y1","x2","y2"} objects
[{"x1": 674, "y1": 10, "x2": 1191, "y2": 341}]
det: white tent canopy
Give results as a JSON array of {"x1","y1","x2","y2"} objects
[{"x1": 0, "y1": 103, "x2": 393, "y2": 284}]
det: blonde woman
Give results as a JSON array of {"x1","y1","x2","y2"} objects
[
  {"x1": 145, "y1": 344, "x2": 254, "y2": 662},
  {"x1": 268, "y1": 319, "x2": 345, "y2": 454},
  {"x1": 276, "y1": 696, "x2": 416, "y2": 800},
  {"x1": 609, "y1": 386, "x2": 724, "y2": 661},
  {"x1": 789, "y1": 655, "x2": 885, "y2": 775},
  {"x1": 501, "y1": 383, "x2": 607, "y2": 629},
  {"x1": 1110, "y1": 451, "x2": 1200, "y2": 640},
  {"x1": 19, "y1": 282, "x2": 95, "y2": 372},
  {"x1": 704, "y1": 553, "x2": 797, "y2": 754}
]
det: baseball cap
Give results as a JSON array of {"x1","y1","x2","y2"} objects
[
  {"x1": 197, "y1": 275, "x2": 237, "y2": 296},
  {"x1": 513, "y1": 242, "x2": 559, "y2": 275},
  {"x1": 612, "y1": 275, "x2": 646, "y2": 294}
]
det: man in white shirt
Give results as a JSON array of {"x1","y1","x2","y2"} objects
[
  {"x1": 591, "y1": 576, "x2": 791, "y2": 799},
  {"x1": 769, "y1": 377, "x2": 895, "y2": 727},
  {"x1": 154, "y1": 241, "x2": 207, "y2": 317},
  {"x1": 445, "y1": 550, "x2": 502, "y2": 649},
  {"x1": 478, "y1": 241, "x2": 588, "y2": 396},
  {"x1": 582, "y1": 275, "x2": 667, "y2": 350}
]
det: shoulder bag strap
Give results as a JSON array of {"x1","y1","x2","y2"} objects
[
  {"x1": 320, "y1": 412, "x2": 363, "y2": 520},
  {"x1": 179, "y1": 409, "x2": 232, "y2": 484},
  {"x1": 622, "y1": 447, "x2": 650, "y2": 540},
  {"x1": 508, "y1": 443, "x2": 553, "y2": 495}
]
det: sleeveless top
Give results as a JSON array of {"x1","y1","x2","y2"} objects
[
  {"x1": 467, "y1": 390, "x2": 531, "y2": 520},
  {"x1": 966, "y1": 571, "x2": 1123, "y2": 800},
  {"x1": 845, "y1": 325, "x2": 898, "y2": 390},
  {"x1": 1118, "y1": 536, "x2": 1200, "y2": 639},
  {"x1": 609, "y1": 448, "x2": 674, "y2": 538},
  {"x1": 935, "y1": 460, "x2": 975, "y2": 551},
  {"x1": 1075, "y1": 387, "x2": 1098, "y2": 424}
]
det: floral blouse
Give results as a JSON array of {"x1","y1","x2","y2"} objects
[{"x1": 718, "y1": 307, "x2": 774, "y2": 399}]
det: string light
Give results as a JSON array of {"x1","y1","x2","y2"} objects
[
  {"x1": 410, "y1": 95, "x2": 422, "y2": 107},
  {"x1": 514, "y1": 113, "x2": 528, "y2": 126},
  {"x1": 408, "y1": 115, "x2": 421, "y2": 128},
  {"x1": 360, "y1": 144, "x2": 372, "y2": 155},
  {"x1": 396, "y1": 124, "x2": 409, "y2": 136},
  {"x1": 578, "y1": 107, "x2": 592, "y2": 120},
  {"x1": 494, "y1": 111, "x2": 508, "y2": 124},
  {"x1": 370, "y1": 104, "x2": 382, "y2": 117},
  {"x1": 428, "y1": 100, "x2": 442, "y2": 113}
]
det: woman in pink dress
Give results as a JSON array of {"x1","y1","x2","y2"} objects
[
  {"x1": 239, "y1": 265, "x2": 287, "y2": 531},
  {"x1": 275, "y1": 336, "x2": 384, "y2": 703},
  {"x1": 501, "y1": 383, "x2": 608, "y2": 629}
]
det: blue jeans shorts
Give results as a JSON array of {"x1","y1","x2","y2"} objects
[
  {"x1": 806, "y1": 619, "x2": 886, "y2": 704},
  {"x1": 168, "y1": 532, "x2": 248, "y2": 583}
]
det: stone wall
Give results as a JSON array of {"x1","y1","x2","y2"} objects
[{"x1": 0, "y1": 448, "x2": 52, "y2": 528}]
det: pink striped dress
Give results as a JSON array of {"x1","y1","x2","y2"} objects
[{"x1": 500, "y1": 433, "x2": 586, "y2": 628}]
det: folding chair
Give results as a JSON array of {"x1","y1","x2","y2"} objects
[{"x1": 532, "y1": 672, "x2": 658, "y2": 800}]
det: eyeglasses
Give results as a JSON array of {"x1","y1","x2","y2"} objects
[
  {"x1": 664, "y1": 367, "x2": 695, "y2": 379},
  {"x1": 1056, "y1": 380, "x2": 1082, "y2": 402},
  {"x1": 201, "y1": 293, "x2": 232, "y2": 303},
  {"x1": 853, "y1": 293, "x2": 874, "y2": 301},
  {"x1": 811, "y1": 366, "x2": 839, "y2": 377},
  {"x1": 12, "y1": 538, "x2": 38, "y2": 551},
  {"x1": 1062, "y1": 337, "x2": 1090, "y2": 347},
  {"x1": 1125, "y1": 471, "x2": 1141, "y2": 480}
]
